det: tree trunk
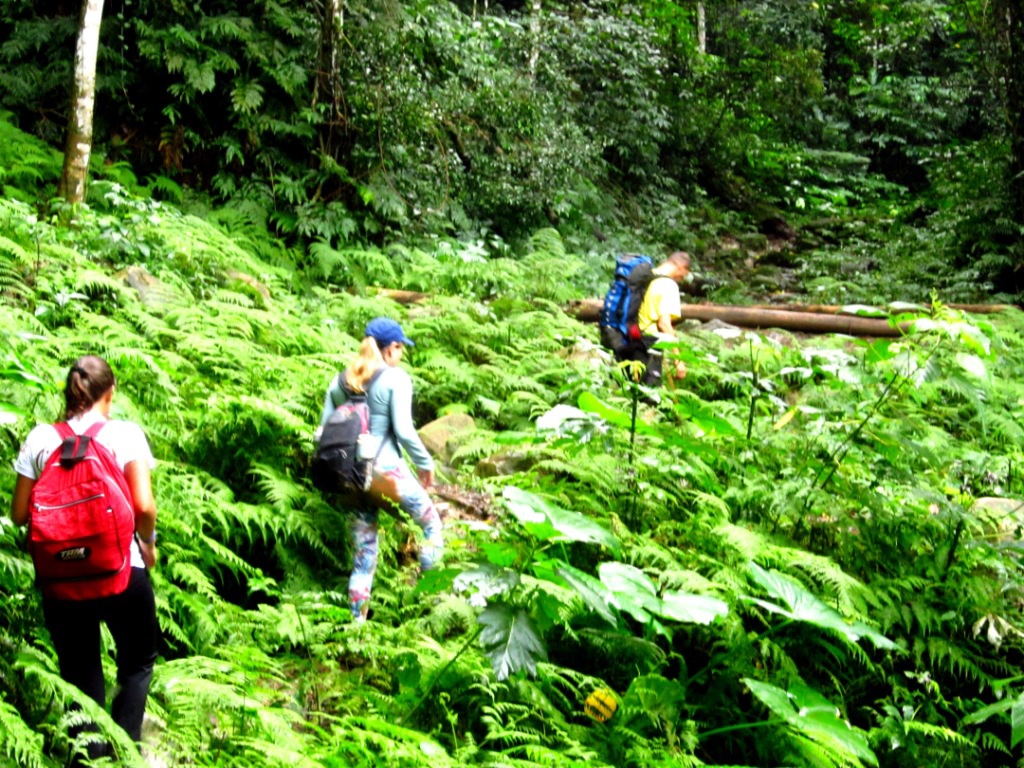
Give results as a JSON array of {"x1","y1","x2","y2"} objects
[
  {"x1": 314, "y1": 0, "x2": 345, "y2": 156},
  {"x1": 747, "y1": 303, "x2": 1013, "y2": 315},
  {"x1": 58, "y1": 0, "x2": 105, "y2": 204},
  {"x1": 527, "y1": 0, "x2": 542, "y2": 79},
  {"x1": 566, "y1": 299, "x2": 913, "y2": 336},
  {"x1": 696, "y1": 2, "x2": 706, "y2": 54},
  {"x1": 371, "y1": 287, "x2": 1012, "y2": 335},
  {"x1": 994, "y1": 0, "x2": 1024, "y2": 221}
]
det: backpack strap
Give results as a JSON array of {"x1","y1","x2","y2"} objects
[
  {"x1": 366, "y1": 367, "x2": 386, "y2": 392},
  {"x1": 51, "y1": 420, "x2": 111, "y2": 468},
  {"x1": 53, "y1": 422, "x2": 89, "y2": 468},
  {"x1": 329, "y1": 373, "x2": 348, "y2": 408},
  {"x1": 52, "y1": 422, "x2": 74, "y2": 440},
  {"x1": 83, "y1": 420, "x2": 108, "y2": 439}
]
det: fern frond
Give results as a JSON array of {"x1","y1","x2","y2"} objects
[
  {"x1": 77, "y1": 269, "x2": 138, "y2": 305},
  {"x1": 765, "y1": 547, "x2": 875, "y2": 616},
  {"x1": 15, "y1": 647, "x2": 148, "y2": 767},
  {"x1": 0, "y1": 699, "x2": 46, "y2": 768}
]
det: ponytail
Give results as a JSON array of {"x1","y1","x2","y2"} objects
[
  {"x1": 344, "y1": 337, "x2": 384, "y2": 393},
  {"x1": 64, "y1": 355, "x2": 116, "y2": 420}
]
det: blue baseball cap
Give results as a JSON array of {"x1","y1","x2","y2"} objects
[{"x1": 365, "y1": 317, "x2": 415, "y2": 347}]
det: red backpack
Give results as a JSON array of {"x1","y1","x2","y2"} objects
[{"x1": 27, "y1": 421, "x2": 136, "y2": 600}]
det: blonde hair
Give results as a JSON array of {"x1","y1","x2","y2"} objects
[{"x1": 344, "y1": 337, "x2": 385, "y2": 393}]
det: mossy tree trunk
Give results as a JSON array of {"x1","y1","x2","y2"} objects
[{"x1": 58, "y1": 0, "x2": 104, "y2": 204}]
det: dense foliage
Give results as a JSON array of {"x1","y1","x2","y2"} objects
[
  {"x1": 1, "y1": 0, "x2": 1022, "y2": 297},
  {"x1": 3, "y1": 0, "x2": 1024, "y2": 765},
  {"x1": 3, "y1": 107, "x2": 1024, "y2": 766}
]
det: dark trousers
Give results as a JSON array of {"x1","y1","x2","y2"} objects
[
  {"x1": 42, "y1": 567, "x2": 158, "y2": 760},
  {"x1": 614, "y1": 337, "x2": 663, "y2": 387}
]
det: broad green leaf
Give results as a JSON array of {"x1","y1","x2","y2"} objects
[
  {"x1": 478, "y1": 540, "x2": 520, "y2": 568},
  {"x1": 454, "y1": 563, "x2": 520, "y2": 607},
  {"x1": 859, "y1": 338, "x2": 895, "y2": 363},
  {"x1": 956, "y1": 323, "x2": 992, "y2": 356},
  {"x1": 744, "y1": 676, "x2": 792, "y2": 716},
  {"x1": 967, "y1": 685, "x2": 1024, "y2": 746},
  {"x1": 963, "y1": 696, "x2": 1017, "y2": 725},
  {"x1": 1013, "y1": 698, "x2": 1024, "y2": 749},
  {"x1": 0, "y1": 365, "x2": 49, "y2": 389},
  {"x1": 956, "y1": 352, "x2": 987, "y2": 379},
  {"x1": 478, "y1": 603, "x2": 547, "y2": 680},
  {"x1": 840, "y1": 304, "x2": 887, "y2": 318},
  {"x1": 745, "y1": 679, "x2": 877, "y2": 766},
  {"x1": 577, "y1": 391, "x2": 659, "y2": 435},
  {"x1": 599, "y1": 562, "x2": 660, "y2": 623},
  {"x1": 503, "y1": 487, "x2": 619, "y2": 551},
  {"x1": 658, "y1": 592, "x2": 729, "y2": 625},
  {"x1": 887, "y1": 301, "x2": 928, "y2": 313},
  {"x1": 556, "y1": 564, "x2": 618, "y2": 626},
  {"x1": 691, "y1": 413, "x2": 741, "y2": 436},
  {"x1": 746, "y1": 563, "x2": 897, "y2": 650}
]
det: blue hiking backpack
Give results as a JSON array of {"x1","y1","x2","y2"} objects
[{"x1": 599, "y1": 254, "x2": 655, "y2": 353}]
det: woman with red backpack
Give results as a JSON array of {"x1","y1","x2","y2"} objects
[{"x1": 10, "y1": 355, "x2": 159, "y2": 765}]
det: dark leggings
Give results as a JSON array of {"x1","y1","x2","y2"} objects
[
  {"x1": 616, "y1": 337, "x2": 663, "y2": 386},
  {"x1": 42, "y1": 567, "x2": 158, "y2": 758}
]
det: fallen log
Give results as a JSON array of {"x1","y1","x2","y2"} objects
[
  {"x1": 566, "y1": 299, "x2": 910, "y2": 336},
  {"x1": 368, "y1": 288, "x2": 429, "y2": 304},
  {"x1": 750, "y1": 303, "x2": 1014, "y2": 315},
  {"x1": 370, "y1": 286, "x2": 1013, "y2": 337}
]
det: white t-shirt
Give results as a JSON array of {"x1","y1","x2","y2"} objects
[{"x1": 15, "y1": 411, "x2": 156, "y2": 569}]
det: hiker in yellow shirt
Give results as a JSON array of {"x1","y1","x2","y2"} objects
[{"x1": 636, "y1": 251, "x2": 691, "y2": 386}]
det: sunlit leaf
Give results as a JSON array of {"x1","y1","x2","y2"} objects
[
  {"x1": 599, "y1": 562, "x2": 659, "y2": 623},
  {"x1": 478, "y1": 603, "x2": 547, "y2": 680},
  {"x1": 577, "y1": 391, "x2": 659, "y2": 434},
  {"x1": 956, "y1": 352, "x2": 987, "y2": 379},
  {"x1": 454, "y1": 563, "x2": 520, "y2": 607},
  {"x1": 774, "y1": 406, "x2": 798, "y2": 431},
  {"x1": 745, "y1": 563, "x2": 897, "y2": 650},
  {"x1": 745, "y1": 679, "x2": 877, "y2": 766},
  {"x1": 840, "y1": 304, "x2": 887, "y2": 318},
  {"x1": 1013, "y1": 698, "x2": 1024, "y2": 749},
  {"x1": 503, "y1": 487, "x2": 619, "y2": 551},
  {"x1": 658, "y1": 591, "x2": 729, "y2": 625},
  {"x1": 556, "y1": 564, "x2": 618, "y2": 626}
]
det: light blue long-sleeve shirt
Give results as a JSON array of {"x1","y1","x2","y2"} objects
[{"x1": 320, "y1": 365, "x2": 434, "y2": 471}]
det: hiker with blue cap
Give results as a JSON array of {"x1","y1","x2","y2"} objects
[{"x1": 320, "y1": 317, "x2": 444, "y2": 623}]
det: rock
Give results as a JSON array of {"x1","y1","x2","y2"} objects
[
  {"x1": 559, "y1": 338, "x2": 613, "y2": 368},
  {"x1": 224, "y1": 269, "x2": 271, "y2": 304},
  {"x1": 973, "y1": 497, "x2": 1024, "y2": 545},
  {"x1": 697, "y1": 318, "x2": 745, "y2": 337},
  {"x1": 117, "y1": 266, "x2": 185, "y2": 311},
  {"x1": 418, "y1": 413, "x2": 476, "y2": 464},
  {"x1": 475, "y1": 452, "x2": 535, "y2": 478}
]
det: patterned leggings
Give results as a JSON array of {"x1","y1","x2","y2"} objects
[{"x1": 349, "y1": 458, "x2": 443, "y2": 621}]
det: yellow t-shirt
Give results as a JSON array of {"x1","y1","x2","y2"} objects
[{"x1": 637, "y1": 276, "x2": 681, "y2": 335}]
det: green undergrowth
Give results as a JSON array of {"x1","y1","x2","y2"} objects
[{"x1": 4, "y1": 121, "x2": 1024, "y2": 767}]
